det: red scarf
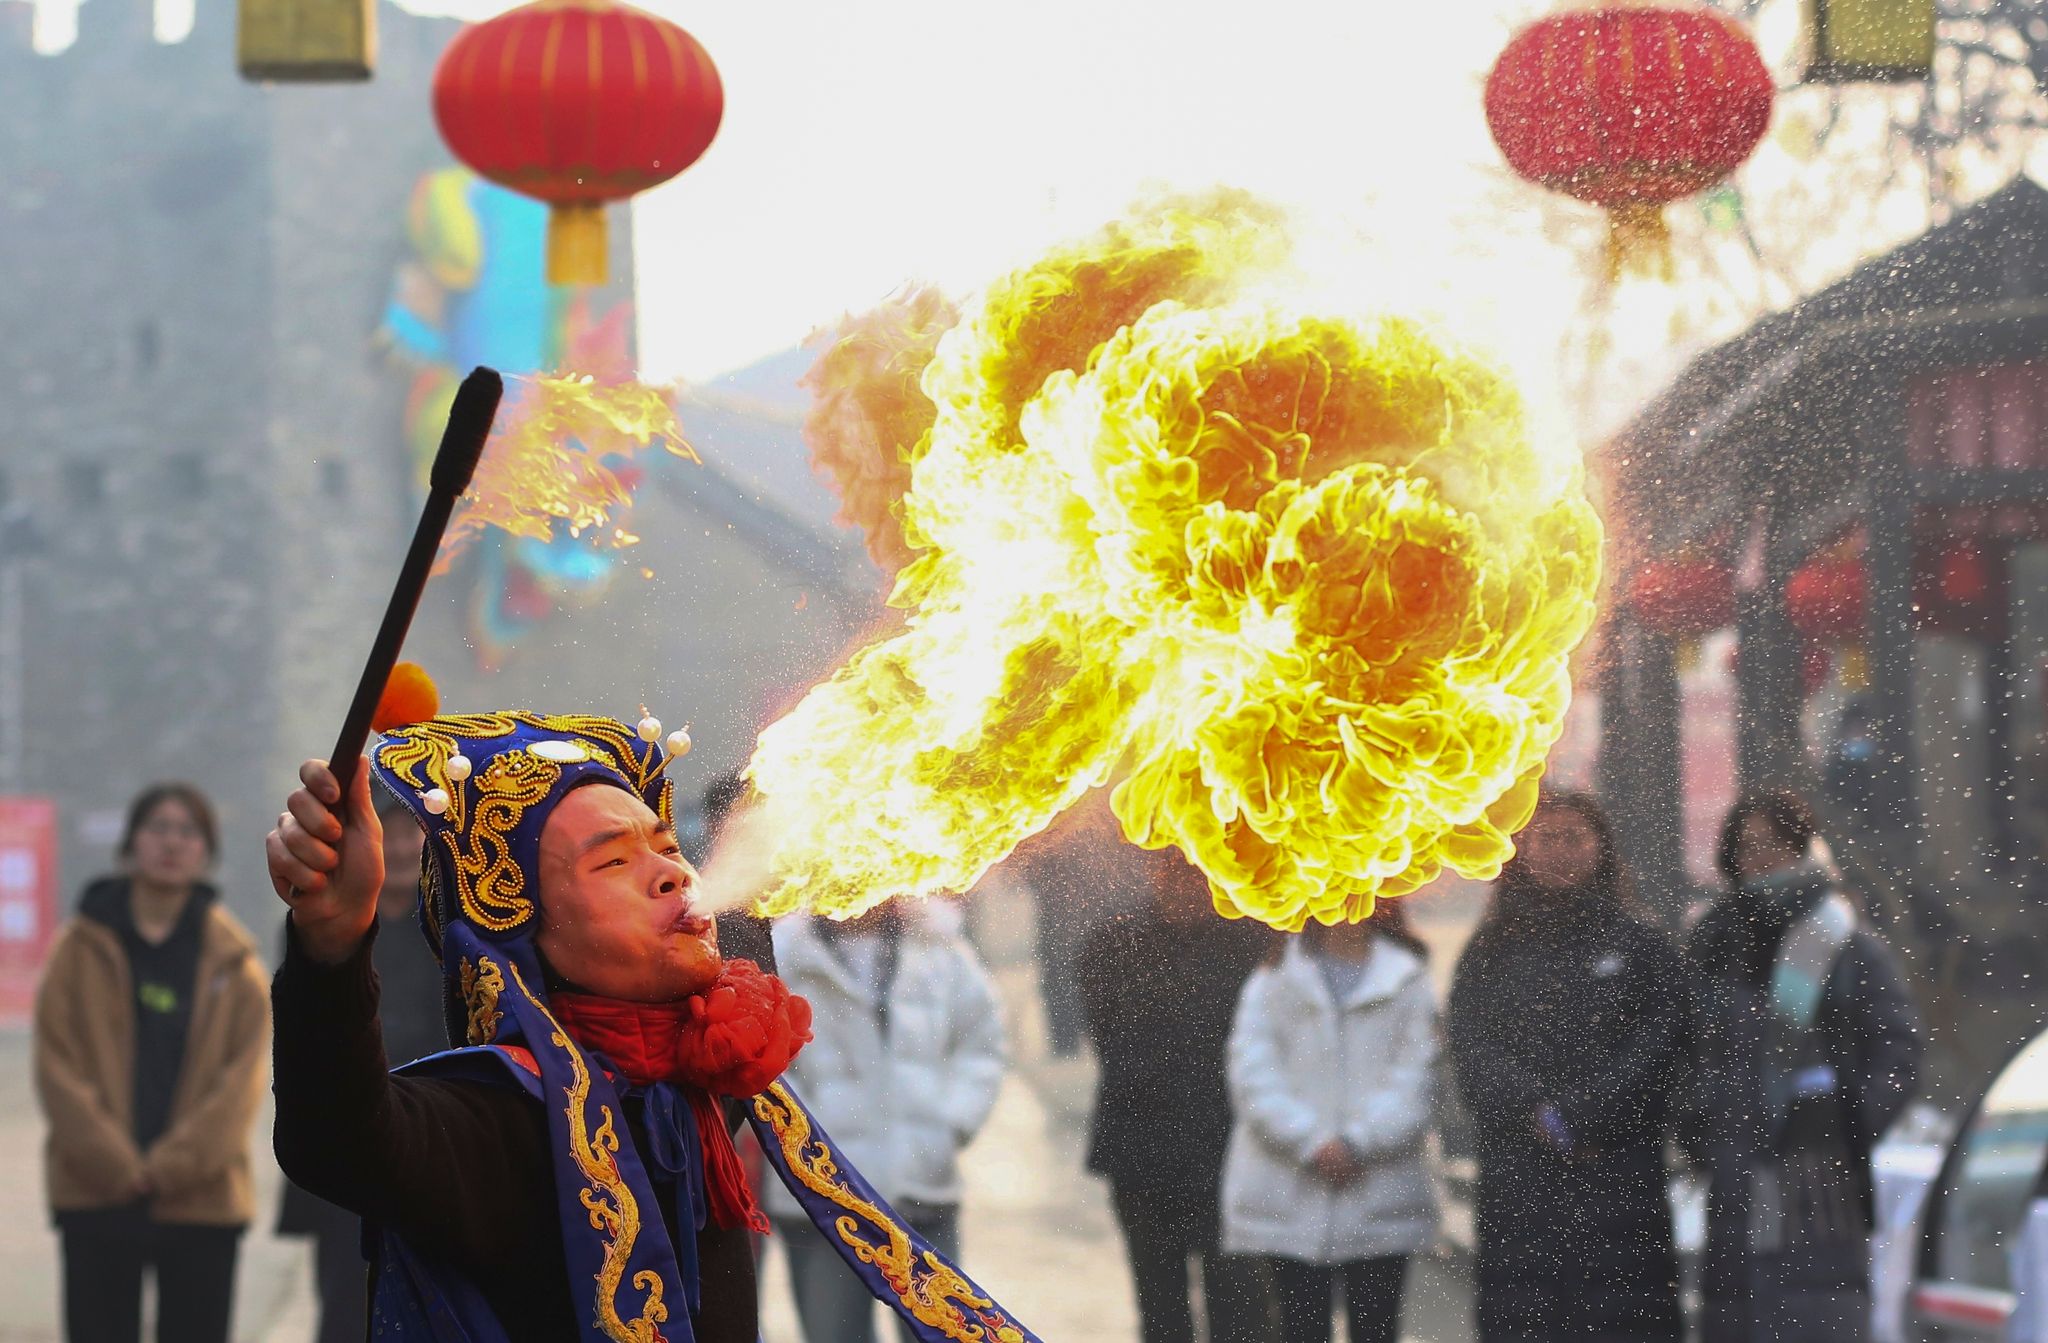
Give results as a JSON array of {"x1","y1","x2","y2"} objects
[{"x1": 552, "y1": 960, "x2": 812, "y2": 1235}]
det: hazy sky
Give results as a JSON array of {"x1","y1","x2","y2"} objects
[
  {"x1": 40, "y1": 0, "x2": 1633, "y2": 393},
  {"x1": 420, "y1": 0, "x2": 1587, "y2": 387}
]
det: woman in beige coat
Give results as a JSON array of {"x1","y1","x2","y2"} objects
[{"x1": 33, "y1": 782, "x2": 270, "y2": 1343}]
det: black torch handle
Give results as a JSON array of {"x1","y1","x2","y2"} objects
[{"x1": 327, "y1": 366, "x2": 503, "y2": 795}]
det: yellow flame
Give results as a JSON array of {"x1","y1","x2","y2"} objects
[
  {"x1": 438, "y1": 373, "x2": 697, "y2": 570},
  {"x1": 744, "y1": 199, "x2": 1601, "y2": 930},
  {"x1": 801, "y1": 285, "x2": 960, "y2": 575}
]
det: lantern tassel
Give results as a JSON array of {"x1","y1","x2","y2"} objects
[
  {"x1": 1840, "y1": 644, "x2": 1871, "y2": 691},
  {"x1": 547, "y1": 203, "x2": 608, "y2": 288},
  {"x1": 1604, "y1": 203, "x2": 1673, "y2": 282}
]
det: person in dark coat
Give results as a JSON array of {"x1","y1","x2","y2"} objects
[
  {"x1": 274, "y1": 786, "x2": 447, "y2": 1343},
  {"x1": 1447, "y1": 790, "x2": 1687, "y2": 1343},
  {"x1": 1076, "y1": 846, "x2": 1275, "y2": 1343},
  {"x1": 1682, "y1": 790, "x2": 1922, "y2": 1343}
]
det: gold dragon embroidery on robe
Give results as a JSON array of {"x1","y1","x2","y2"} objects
[
  {"x1": 754, "y1": 1083, "x2": 1027, "y2": 1343},
  {"x1": 509, "y1": 961, "x2": 668, "y2": 1343}
]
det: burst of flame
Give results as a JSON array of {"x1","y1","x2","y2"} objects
[
  {"x1": 741, "y1": 198, "x2": 1602, "y2": 931},
  {"x1": 801, "y1": 285, "x2": 960, "y2": 575},
  {"x1": 437, "y1": 373, "x2": 697, "y2": 571}
]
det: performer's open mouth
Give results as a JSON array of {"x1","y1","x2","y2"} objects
[{"x1": 670, "y1": 906, "x2": 713, "y2": 938}]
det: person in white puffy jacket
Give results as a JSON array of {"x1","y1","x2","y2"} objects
[
  {"x1": 767, "y1": 902, "x2": 1008, "y2": 1343},
  {"x1": 1221, "y1": 908, "x2": 1441, "y2": 1343}
]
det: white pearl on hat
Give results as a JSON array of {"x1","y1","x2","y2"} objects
[
  {"x1": 422, "y1": 788, "x2": 450, "y2": 815},
  {"x1": 665, "y1": 728, "x2": 692, "y2": 757},
  {"x1": 444, "y1": 753, "x2": 472, "y2": 782},
  {"x1": 637, "y1": 714, "x2": 663, "y2": 743}
]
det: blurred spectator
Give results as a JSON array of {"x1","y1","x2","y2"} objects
[
  {"x1": 2011, "y1": 1161, "x2": 2048, "y2": 1343},
  {"x1": 1033, "y1": 878, "x2": 1086, "y2": 1054},
  {"x1": 1010, "y1": 805, "x2": 1146, "y2": 1058},
  {"x1": 33, "y1": 783, "x2": 270, "y2": 1343},
  {"x1": 2015, "y1": 727, "x2": 2048, "y2": 894},
  {"x1": 1075, "y1": 847, "x2": 1275, "y2": 1343},
  {"x1": 1221, "y1": 906, "x2": 1439, "y2": 1343},
  {"x1": 1682, "y1": 789, "x2": 1922, "y2": 1343},
  {"x1": 1447, "y1": 791, "x2": 1686, "y2": 1343},
  {"x1": 274, "y1": 785, "x2": 442, "y2": 1343},
  {"x1": 769, "y1": 900, "x2": 1007, "y2": 1343},
  {"x1": 1015, "y1": 843, "x2": 1102, "y2": 1056}
]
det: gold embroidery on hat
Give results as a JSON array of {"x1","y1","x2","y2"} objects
[
  {"x1": 447, "y1": 750, "x2": 560, "y2": 931},
  {"x1": 376, "y1": 713, "x2": 670, "y2": 935}
]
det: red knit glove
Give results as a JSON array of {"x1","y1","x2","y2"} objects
[{"x1": 674, "y1": 959, "x2": 813, "y2": 1097}]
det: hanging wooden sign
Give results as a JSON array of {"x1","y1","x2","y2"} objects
[
  {"x1": 1804, "y1": 0, "x2": 1935, "y2": 83},
  {"x1": 238, "y1": 0, "x2": 374, "y2": 82}
]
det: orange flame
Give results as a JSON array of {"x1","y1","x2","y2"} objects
[
  {"x1": 801, "y1": 286, "x2": 960, "y2": 574},
  {"x1": 437, "y1": 373, "x2": 696, "y2": 571},
  {"x1": 738, "y1": 197, "x2": 1602, "y2": 931}
]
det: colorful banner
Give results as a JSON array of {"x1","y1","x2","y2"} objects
[{"x1": 382, "y1": 167, "x2": 638, "y2": 668}]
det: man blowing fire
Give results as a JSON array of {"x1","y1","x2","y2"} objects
[{"x1": 265, "y1": 709, "x2": 810, "y2": 1343}]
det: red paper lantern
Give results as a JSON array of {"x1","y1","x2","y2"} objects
[
  {"x1": 1913, "y1": 541, "x2": 2005, "y2": 637},
  {"x1": 1628, "y1": 556, "x2": 1736, "y2": 638},
  {"x1": 433, "y1": 0, "x2": 723, "y2": 287},
  {"x1": 1786, "y1": 554, "x2": 1867, "y2": 642},
  {"x1": 1485, "y1": 6, "x2": 1775, "y2": 272},
  {"x1": 1936, "y1": 544, "x2": 1989, "y2": 605}
]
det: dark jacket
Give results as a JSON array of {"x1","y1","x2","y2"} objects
[
  {"x1": 276, "y1": 908, "x2": 449, "y2": 1238},
  {"x1": 1682, "y1": 870, "x2": 1922, "y2": 1343},
  {"x1": 271, "y1": 923, "x2": 758, "y2": 1343},
  {"x1": 1076, "y1": 905, "x2": 1269, "y2": 1192},
  {"x1": 1448, "y1": 896, "x2": 1686, "y2": 1342}
]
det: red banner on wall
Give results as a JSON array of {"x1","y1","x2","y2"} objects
[{"x1": 0, "y1": 798, "x2": 58, "y2": 1024}]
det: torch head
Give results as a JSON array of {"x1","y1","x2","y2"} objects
[{"x1": 430, "y1": 366, "x2": 504, "y2": 498}]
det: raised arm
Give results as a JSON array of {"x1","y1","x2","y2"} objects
[
  {"x1": 271, "y1": 917, "x2": 550, "y2": 1261},
  {"x1": 266, "y1": 757, "x2": 383, "y2": 964},
  {"x1": 266, "y1": 757, "x2": 548, "y2": 1264}
]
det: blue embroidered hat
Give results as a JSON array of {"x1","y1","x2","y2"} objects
[
  {"x1": 370, "y1": 714, "x2": 673, "y2": 989},
  {"x1": 369, "y1": 711, "x2": 697, "y2": 1343}
]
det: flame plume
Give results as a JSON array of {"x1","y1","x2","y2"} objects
[
  {"x1": 744, "y1": 200, "x2": 1601, "y2": 930},
  {"x1": 438, "y1": 373, "x2": 695, "y2": 569},
  {"x1": 801, "y1": 285, "x2": 959, "y2": 575}
]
